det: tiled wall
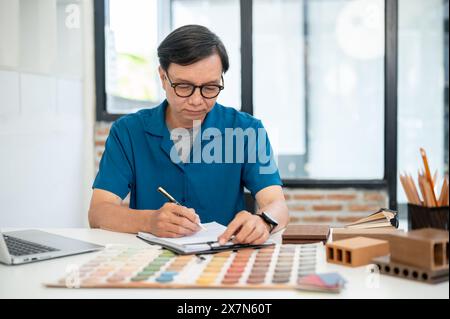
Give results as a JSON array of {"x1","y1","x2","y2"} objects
[{"x1": 94, "y1": 122, "x2": 388, "y2": 227}]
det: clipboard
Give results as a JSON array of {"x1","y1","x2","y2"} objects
[{"x1": 136, "y1": 221, "x2": 275, "y2": 255}]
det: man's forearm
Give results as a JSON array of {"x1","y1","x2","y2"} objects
[{"x1": 89, "y1": 202, "x2": 153, "y2": 234}]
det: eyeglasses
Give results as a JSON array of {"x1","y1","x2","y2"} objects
[{"x1": 165, "y1": 73, "x2": 224, "y2": 99}]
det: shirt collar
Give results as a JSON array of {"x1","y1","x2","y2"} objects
[
  {"x1": 142, "y1": 100, "x2": 169, "y2": 137},
  {"x1": 142, "y1": 99, "x2": 223, "y2": 137}
]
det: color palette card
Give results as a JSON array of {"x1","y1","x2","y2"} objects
[{"x1": 297, "y1": 272, "x2": 346, "y2": 293}]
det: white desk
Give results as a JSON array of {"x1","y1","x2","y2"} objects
[{"x1": 0, "y1": 228, "x2": 448, "y2": 299}]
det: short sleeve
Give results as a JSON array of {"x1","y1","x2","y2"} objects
[
  {"x1": 92, "y1": 121, "x2": 134, "y2": 199},
  {"x1": 242, "y1": 120, "x2": 283, "y2": 197}
]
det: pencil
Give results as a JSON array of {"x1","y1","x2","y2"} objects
[
  {"x1": 433, "y1": 170, "x2": 438, "y2": 186},
  {"x1": 423, "y1": 179, "x2": 435, "y2": 207},
  {"x1": 419, "y1": 172, "x2": 436, "y2": 207},
  {"x1": 439, "y1": 177, "x2": 449, "y2": 207},
  {"x1": 438, "y1": 179, "x2": 445, "y2": 207},
  {"x1": 157, "y1": 187, "x2": 207, "y2": 231},
  {"x1": 417, "y1": 172, "x2": 429, "y2": 207},
  {"x1": 445, "y1": 175, "x2": 449, "y2": 206},
  {"x1": 420, "y1": 148, "x2": 438, "y2": 206},
  {"x1": 400, "y1": 174, "x2": 412, "y2": 204},
  {"x1": 407, "y1": 174, "x2": 421, "y2": 205},
  {"x1": 445, "y1": 177, "x2": 449, "y2": 206}
]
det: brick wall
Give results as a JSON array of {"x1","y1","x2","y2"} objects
[
  {"x1": 94, "y1": 122, "x2": 111, "y2": 169},
  {"x1": 94, "y1": 123, "x2": 389, "y2": 226},
  {"x1": 284, "y1": 189, "x2": 388, "y2": 226}
]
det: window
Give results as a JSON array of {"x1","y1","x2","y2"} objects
[
  {"x1": 253, "y1": 0, "x2": 385, "y2": 180},
  {"x1": 397, "y1": 0, "x2": 449, "y2": 203},
  {"x1": 98, "y1": 0, "x2": 240, "y2": 116},
  {"x1": 104, "y1": 0, "x2": 167, "y2": 114}
]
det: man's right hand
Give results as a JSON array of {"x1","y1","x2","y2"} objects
[{"x1": 148, "y1": 202, "x2": 201, "y2": 238}]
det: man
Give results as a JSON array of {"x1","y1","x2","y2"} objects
[{"x1": 89, "y1": 25, "x2": 288, "y2": 245}]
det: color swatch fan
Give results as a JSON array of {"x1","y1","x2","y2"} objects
[{"x1": 46, "y1": 243, "x2": 323, "y2": 290}]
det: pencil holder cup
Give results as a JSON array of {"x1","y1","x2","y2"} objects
[{"x1": 408, "y1": 204, "x2": 449, "y2": 231}]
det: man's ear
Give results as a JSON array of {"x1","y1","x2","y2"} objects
[{"x1": 158, "y1": 66, "x2": 166, "y2": 91}]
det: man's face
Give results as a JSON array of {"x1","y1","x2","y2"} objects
[{"x1": 159, "y1": 53, "x2": 223, "y2": 126}]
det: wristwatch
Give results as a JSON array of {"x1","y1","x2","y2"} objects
[{"x1": 255, "y1": 212, "x2": 279, "y2": 233}]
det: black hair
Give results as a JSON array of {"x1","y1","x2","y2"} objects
[{"x1": 157, "y1": 24, "x2": 229, "y2": 73}]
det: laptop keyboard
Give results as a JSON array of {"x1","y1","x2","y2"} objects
[{"x1": 4, "y1": 235, "x2": 59, "y2": 256}]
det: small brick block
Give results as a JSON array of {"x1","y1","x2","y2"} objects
[
  {"x1": 372, "y1": 255, "x2": 449, "y2": 284},
  {"x1": 389, "y1": 228, "x2": 449, "y2": 271},
  {"x1": 326, "y1": 236, "x2": 390, "y2": 267}
]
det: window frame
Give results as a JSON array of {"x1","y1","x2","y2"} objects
[{"x1": 94, "y1": 0, "x2": 399, "y2": 210}]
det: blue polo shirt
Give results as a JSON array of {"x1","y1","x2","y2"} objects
[{"x1": 93, "y1": 100, "x2": 282, "y2": 225}]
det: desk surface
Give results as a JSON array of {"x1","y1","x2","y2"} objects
[{"x1": 0, "y1": 228, "x2": 448, "y2": 299}]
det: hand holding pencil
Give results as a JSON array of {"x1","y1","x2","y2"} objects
[{"x1": 157, "y1": 187, "x2": 207, "y2": 231}]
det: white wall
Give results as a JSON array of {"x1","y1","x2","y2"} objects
[{"x1": 0, "y1": 0, "x2": 95, "y2": 228}]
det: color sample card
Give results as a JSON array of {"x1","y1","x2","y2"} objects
[
  {"x1": 297, "y1": 272, "x2": 347, "y2": 293},
  {"x1": 47, "y1": 243, "x2": 322, "y2": 290}
]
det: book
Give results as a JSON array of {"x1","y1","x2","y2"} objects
[
  {"x1": 344, "y1": 208, "x2": 399, "y2": 229},
  {"x1": 137, "y1": 222, "x2": 275, "y2": 255},
  {"x1": 282, "y1": 225, "x2": 330, "y2": 244}
]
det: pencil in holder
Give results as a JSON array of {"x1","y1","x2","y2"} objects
[{"x1": 407, "y1": 204, "x2": 449, "y2": 231}]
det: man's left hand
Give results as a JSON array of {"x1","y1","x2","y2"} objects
[{"x1": 218, "y1": 211, "x2": 270, "y2": 245}]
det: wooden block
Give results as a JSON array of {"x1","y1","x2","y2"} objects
[
  {"x1": 326, "y1": 236, "x2": 389, "y2": 267},
  {"x1": 332, "y1": 228, "x2": 404, "y2": 242},
  {"x1": 282, "y1": 225, "x2": 330, "y2": 244},
  {"x1": 283, "y1": 240, "x2": 326, "y2": 245},
  {"x1": 373, "y1": 255, "x2": 449, "y2": 284},
  {"x1": 389, "y1": 228, "x2": 449, "y2": 271}
]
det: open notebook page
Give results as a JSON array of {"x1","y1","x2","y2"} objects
[{"x1": 138, "y1": 222, "x2": 227, "y2": 246}]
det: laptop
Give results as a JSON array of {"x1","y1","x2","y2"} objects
[{"x1": 0, "y1": 229, "x2": 103, "y2": 265}]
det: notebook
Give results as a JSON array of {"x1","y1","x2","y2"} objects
[
  {"x1": 344, "y1": 208, "x2": 399, "y2": 229},
  {"x1": 137, "y1": 222, "x2": 275, "y2": 255}
]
